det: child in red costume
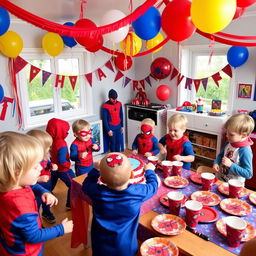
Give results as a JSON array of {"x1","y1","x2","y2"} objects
[
  {"x1": 70, "y1": 119, "x2": 100, "y2": 176},
  {"x1": 0, "y1": 132, "x2": 73, "y2": 256},
  {"x1": 159, "y1": 113, "x2": 195, "y2": 170},
  {"x1": 46, "y1": 118, "x2": 75, "y2": 209}
]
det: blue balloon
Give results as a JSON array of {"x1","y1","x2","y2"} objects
[
  {"x1": 132, "y1": 6, "x2": 161, "y2": 40},
  {"x1": 61, "y1": 22, "x2": 77, "y2": 48},
  {"x1": 0, "y1": 84, "x2": 4, "y2": 103},
  {"x1": 0, "y1": 7, "x2": 10, "y2": 36},
  {"x1": 227, "y1": 46, "x2": 249, "y2": 68}
]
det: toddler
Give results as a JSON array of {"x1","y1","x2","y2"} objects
[
  {"x1": 0, "y1": 132, "x2": 73, "y2": 256},
  {"x1": 70, "y1": 119, "x2": 100, "y2": 176},
  {"x1": 159, "y1": 113, "x2": 195, "y2": 170},
  {"x1": 82, "y1": 153, "x2": 158, "y2": 256}
]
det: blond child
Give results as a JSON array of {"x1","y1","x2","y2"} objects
[
  {"x1": 82, "y1": 153, "x2": 158, "y2": 256},
  {"x1": 0, "y1": 132, "x2": 73, "y2": 256},
  {"x1": 213, "y1": 113, "x2": 255, "y2": 182},
  {"x1": 132, "y1": 118, "x2": 159, "y2": 157},
  {"x1": 70, "y1": 119, "x2": 100, "y2": 176},
  {"x1": 27, "y1": 129, "x2": 58, "y2": 224},
  {"x1": 159, "y1": 113, "x2": 195, "y2": 170}
]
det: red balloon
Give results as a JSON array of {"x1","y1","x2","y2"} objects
[
  {"x1": 156, "y1": 85, "x2": 171, "y2": 101},
  {"x1": 151, "y1": 57, "x2": 171, "y2": 79},
  {"x1": 86, "y1": 35, "x2": 103, "y2": 52},
  {"x1": 162, "y1": 0, "x2": 196, "y2": 42},
  {"x1": 237, "y1": 0, "x2": 256, "y2": 8},
  {"x1": 233, "y1": 6, "x2": 245, "y2": 19},
  {"x1": 114, "y1": 54, "x2": 133, "y2": 71}
]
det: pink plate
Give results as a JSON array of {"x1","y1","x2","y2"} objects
[
  {"x1": 151, "y1": 214, "x2": 186, "y2": 236},
  {"x1": 198, "y1": 206, "x2": 219, "y2": 223},
  {"x1": 249, "y1": 192, "x2": 256, "y2": 205},
  {"x1": 140, "y1": 237, "x2": 179, "y2": 256},
  {"x1": 220, "y1": 198, "x2": 252, "y2": 216},
  {"x1": 216, "y1": 217, "x2": 256, "y2": 242},
  {"x1": 159, "y1": 193, "x2": 187, "y2": 208},
  {"x1": 189, "y1": 173, "x2": 218, "y2": 185},
  {"x1": 218, "y1": 183, "x2": 249, "y2": 198},
  {"x1": 190, "y1": 191, "x2": 221, "y2": 206},
  {"x1": 164, "y1": 176, "x2": 189, "y2": 189}
]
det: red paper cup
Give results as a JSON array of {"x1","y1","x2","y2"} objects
[
  {"x1": 201, "y1": 172, "x2": 215, "y2": 191},
  {"x1": 228, "y1": 179, "x2": 243, "y2": 198},
  {"x1": 147, "y1": 156, "x2": 158, "y2": 166},
  {"x1": 172, "y1": 161, "x2": 183, "y2": 176},
  {"x1": 162, "y1": 160, "x2": 173, "y2": 178},
  {"x1": 185, "y1": 200, "x2": 203, "y2": 228},
  {"x1": 167, "y1": 191, "x2": 184, "y2": 216},
  {"x1": 225, "y1": 216, "x2": 247, "y2": 247}
]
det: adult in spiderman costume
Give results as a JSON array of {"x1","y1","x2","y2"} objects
[
  {"x1": 132, "y1": 118, "x2": 159, "y2": 157},
  {"x1": 46, "y1": 118, "x2": 76, "y2": 209},
  {"x1": 102, "y1": 89, "x2": 124, "y2": 153},
  {"x1": 159, "y1": 113, "x2": 194, "y2": 170}
]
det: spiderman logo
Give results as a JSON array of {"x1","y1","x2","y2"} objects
[{"x1": 106, "y1": 154, "x2": 123, "y2": 167}]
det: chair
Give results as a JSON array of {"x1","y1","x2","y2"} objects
[{"x1": 196, "y1": 165, "x2": 215, "y2": 173}]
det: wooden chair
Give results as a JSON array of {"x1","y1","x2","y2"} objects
[{"x1": 196, "y1": 165, "x2": 215, "y2": 173}]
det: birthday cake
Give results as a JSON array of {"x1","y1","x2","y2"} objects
[{"x1": 128, "y1": 155, "x2": 145, "y2": 184}]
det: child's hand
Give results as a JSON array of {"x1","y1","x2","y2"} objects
[
  {"x1": 108, "y1": 130, "x2": 113, "y2": 136},
  {"x1": 212, "y1": 164, "x2": 220, "y2": 173},
  {"x1": 92, "y1": 144, "x2": 99, "y2": 150},
  {"x1": 160, "y1": 147, "x2": 167, "y2": 155},
  {"x1": 61, "y1": 218, "x2": 73, "y2": 234},
  {"x1": 94, "y1": 160, "x2": 100, "y2": 170},
  {"x1": 51, "y1": 163, "x2": 58, "y2": 171},
  {"x1": 80, "y1": 152, "x2": 88, "y2": 159},
  {"x1": 132, "y1": 149, "x2": 138, "y2": 155},
  {"x1": 173, "y1": 154, "x2": 182, "y2": 161},
  {"x1": 144, "y1": 152, "x2": 152, "y2": 157},
  {"x1": 222, "y1": 156, "x2": 232, "y2": 168},
  {"x1": 42, "y1": 193, "x2": 58, "y2": 207},
  {"x1": 145, "y1": 162, "x2": 155, "y2": 171}
]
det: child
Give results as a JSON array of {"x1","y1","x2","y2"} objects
[
  {"x1": 0, "y1": 132, "x2": 73, "y2": 256},
  {"x1": 46, "y1": 118, "x2": 76, "y2": 209},
  {"x1": 159, "y1": 113, "x2": 195, "y2": 170},
  {"x1": 213, "y1": 113, "x2": 254, "y2": 183},
  {"x1": 82, "y1": 153, "x2": 158, "y2": 256},
  {"x1": 27, "y1": 129, "x2": 58, "y2": 224},
  {"x1": 132, "y1": 118, "x2": 159, "y2": 157},
  {"x1": 70, "y1": 119, "x2": 100, "y2": 176}
]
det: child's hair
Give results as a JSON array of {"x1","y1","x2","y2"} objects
[
  {"x1": 141, "y1": 118, "x2": 155, "y2": 128},
  {"x1": 225, "y1": 114, "x2": 255, "y2": 136},
  {"x1": 100, "y1": 153, "x2": 132, "y2": 189},
  {"x1": 27, "y1": 129, "x2": 52, "y2": 157},
  {"x1": 0, "y1": 132, "x2": 44, "y2": 192},
  {"x1": 168, "y1": 113, "x2": 188, "y2": 130},
  {"x1": 72, "y1": 119, "x2": 91, "y2": 134}
]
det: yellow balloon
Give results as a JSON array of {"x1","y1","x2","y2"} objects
[
  {"x1": 191, "y1": 0, "x2": 236, "y2": 34},
  {"x1": 146, "y1": 33, "x2": 164, "y2": 53},
  {"x1": 0, "y1": 30, "x2": 23, "y2": 58},
  {"x1": 120, "y1": 32, "x2": 142, "y2": 56},
  {"x1": 42, "y1": 32, "x2": 64, "y2": 57}
]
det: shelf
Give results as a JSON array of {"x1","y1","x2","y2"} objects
[
  {"x1": 192, "y1": 143, "x2": 216, "y2": 151},
  {"x1": 195, "y1": 154, "x2": 215, "y2": 161}
]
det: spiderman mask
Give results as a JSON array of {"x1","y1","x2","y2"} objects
[
  {"x1": 106, "y1": 154, "x2": 123, "y2": 167},
  {"x1": 141, "y1": 124, "x2": 153, "y2": 138}
]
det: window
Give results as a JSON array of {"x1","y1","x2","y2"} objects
[
  {"x1": 18, "y1": 49, "x2": 93, "y2": 129},
  {"x1": 180, "y1": 45, "x2": 231, "y2": 112}
]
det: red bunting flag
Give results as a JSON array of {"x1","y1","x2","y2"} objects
[
  {"x1": 114, "y1": 70, "x2": 124, "y2": 82},
  {"x1": 212, "y1": 72, "x2": 222, "y2": 87},
  {"x1": 85, "y1": 73, "x2": 92, "y2": 87},
  {"x1": 222, "y1": 64, "x2": 232, "y2": 78},
  {"x1": 194, "y1": 79, "x2": 201, "y2": 92},
  {"x1": 69, "y1": 76, "x2": 78, "y2": 91},
  {"x1": 29, "y1": 65, "x2": 41, "y2": 83},
  {"x1": 170, "y1": 68, "x2": 178, "y2": 81},
  {"x1": 55, "y1": 75, "x2": 65, "y2": 88},
  {"x1": 177, "y1": 73, "x2": 184, "y2": 86},
  {"x1": 133, "y1": 81, "x2": 139, "y2": 91},
  {"x1": 105, "y1": 60, "x2": 115, "y2": 72},
  {"x1": 140, "y1": 80, "x2": 145, "y2": 90},
  {"x1": 97, "y1": 68, "x2": 106, "y2": 81},
  {"x1": 0, "y1": 97, "x2": 14, "y2": 121},
  {"x1": 185, "y1": 78, "x2": 192, "y2": 90},
  {"x1": 13, "y1": 56, "x2": 28, "y2": 74}
]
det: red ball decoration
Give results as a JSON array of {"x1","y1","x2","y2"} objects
[
  {"x1": 150, "y1": 57, "x2": 171, "y2": 79},
  {"x1": 156, "y1": 85, "x2": 171, "y2": 101},
  {"x1": 114, "y1": 54, "x2": 133, "y2": 71},
  {"x1": 86, "y1": 35, "x2": 103, "y2": 52}
]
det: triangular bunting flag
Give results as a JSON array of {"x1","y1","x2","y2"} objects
[
  {"x1": 29, "y1": 65, "x2": 41, "y2": 83},
  {"x1": 201, "y1": 78, "x2": 208, "y2": 91},
  {"x1": 170, "y1": 68, "x2": 178, "y2": 81},
  {"x1": 194, "y1": 79, "x2": 201, "y2": 92},
  {"x1": 133, "y1": 81, "x2": 139, "y2": 91},
  {"x1": 55, "y1": 75, "x2": 65, "y2": 88},
  {"x1": 140, "y1": 80, "x2": 145, "y2": 90},
  {"x1": 150, "y1": 74, "x2": 157, "y2": 81},
  {"x1": 145, "y1": 76, "x2": 152, "y2": 87},
  {"x1": 97, "y1": 68, "x2": 107, "y2": 81},
  {"x1": 69, "y1": 76, "x2": 78, "y2": 91},
  {"x1": 177, "y1": 73, "x2": 184, "y2": 86},
  {"x1": 185, "y1": 78, "x2": 192, "y2": 90},
  {"x1": 13, "y1": 56, "x2": 28, "y2": 74},
  {"x1": 105, "y1": 60, "x2": 115, "y2": 72},
  {"x1": 222, "y1": 64, "x2": 232, "y2": 78},
  {"x1": 42, "y1": 70, "x2": 51, "y2": 86},
  {"x1": 212, "y1": 72, "x2": 222, "y2": 87},
  {"x1": 85, "y1": 73, "x2": 93, "y2": 87},
  {"x1": 123, "y1": 77, "x2": 131, "y2": 88},
  {"x1": 114, "y1": 70, "x2": 124, "y2": 82}
]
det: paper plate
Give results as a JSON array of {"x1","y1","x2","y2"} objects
[
  {"x1": 249, "y1": 192, "x2": 256, "y2": 205},
  {"x1": 159, "y1": 193, "x2": 187, "y2": 208},
  {"x1": 220, "y1": 198, "x2": 252, "y2": 216},
  {"x1": 218, "y1": 183, "x2": 249, "y2": 198},
  {"x1": 140, "y1": 237, "x2": 179, "y2": 256},
  {"x1": 151, "y1": 214, "x2": 186, "y2": 236},
  {"x1": 164, "y1": 176, "x2": 189, "y2": 189},
  {"x1": 198, "y1": 206, "x2": 219, "y2": 223},
  {"x1": 190, "y1": 173, "x2": 217, "y2": 185},
  {"x1": 216, "y1": 217, "x2": 256, "y2": 242},
  {"x1": 190, "y1": 191, "x2": 221, "y2": 206}
]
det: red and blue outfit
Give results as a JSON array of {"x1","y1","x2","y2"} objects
[
  {"x1": 159, "y1": 134, "x2": 194, "y2": 170},
  {"x1": 102, "y1": 100, "x2": 124, "y2": 153},
  {"x1": 0, "y1": 184, "x2": 64, "y2": 256},
  {"x1": 46, "y1": 118, "x2": 75, "y2": 208},
  {"x1": 70, "y1": 138, "x2": 100, "y2": 176}
]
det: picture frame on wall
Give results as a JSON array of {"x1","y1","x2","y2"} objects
[
  {"x1": 90, "y1": 120, "x2": 104, "y2": 156},
  {"x1": 238, "y1": 83, "x2": 252, "y2": 99}
]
